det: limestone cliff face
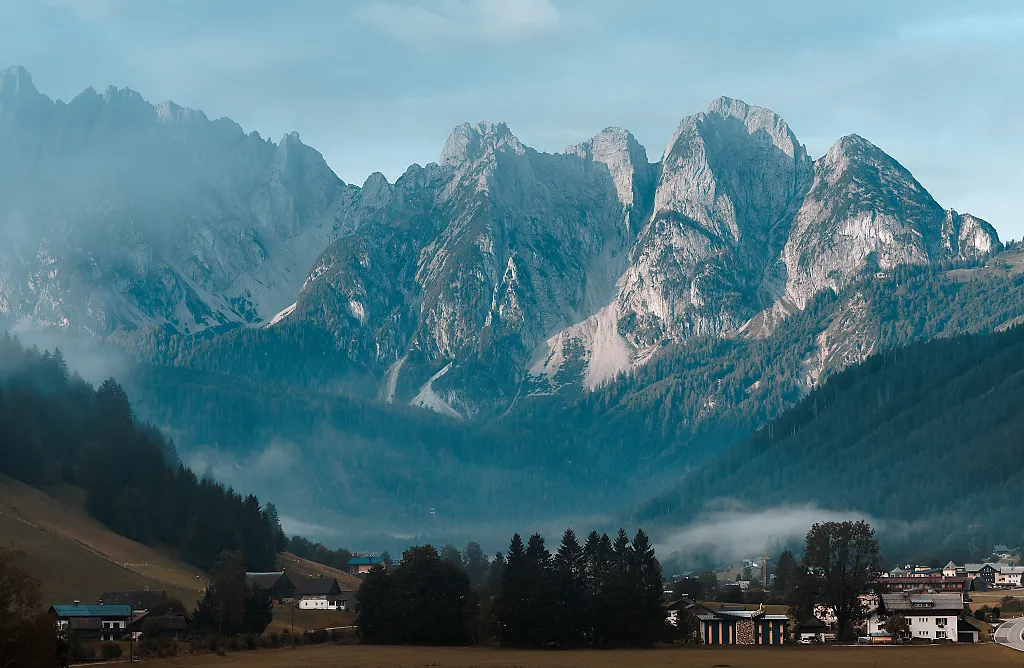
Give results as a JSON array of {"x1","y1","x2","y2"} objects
[{"x1": 0, "y1": 67, "x2": 1001, "y2": 414}]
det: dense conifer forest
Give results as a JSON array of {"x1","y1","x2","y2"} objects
[
  {"x1": 0, "y1": 334, "x2": 286, "y2": 571},
  {"x1": 631, "y1": 322, "x2": 1024, "y2": 564}
]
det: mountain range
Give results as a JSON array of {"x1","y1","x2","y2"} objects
[
  {"x1": 2, "y1": 65, "x2": 1019, "y2": 552},
  {"x1": 0, "y1": 65, "x2": 999, "y2": 417}
]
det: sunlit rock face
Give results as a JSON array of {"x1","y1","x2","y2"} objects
[{"x1": 0, "y1": 67, "x2": 1000, "y2": 414}]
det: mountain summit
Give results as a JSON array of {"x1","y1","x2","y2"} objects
[{"x1": 0, "y1": 70, "x2": 1000, "y2": 415}]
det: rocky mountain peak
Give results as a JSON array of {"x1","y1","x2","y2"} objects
[
  {"x1": 703, "y1": 96, "x2": 804, "y2": 159},
  {"x1": 567, "y1": 126, "x2": 652, "y2": 215},
  {"x1": 439, "y1": 121, "x2": 524, "y2": 166},
  {"x1": 0, "y1": 65, "x2": 36, "y2": 96}
]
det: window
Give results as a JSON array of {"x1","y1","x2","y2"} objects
[
  {"x1": 936, "y1": 631, "x2": 947, "y2": 639},
  {"x1": 936, "y1": 618, "x2": 947, "y2": 626}
]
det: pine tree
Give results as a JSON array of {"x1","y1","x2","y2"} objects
[
  {"x1": 552, "y1": 529, "x2": 585, "y2": 647},
  {"x1": 627, "y1": 529, "x2": 667, "y2": 646},
  {"x1": 496, "y1": 534, "x2": 528, "y2": 645}
]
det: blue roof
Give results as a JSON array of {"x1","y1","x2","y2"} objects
[
  {"x1": 50, "y1": 604, "x2": 133, "y2": 618},
  {"x1": 348, "y1": 557, "x2": 384, "y2": 566}
]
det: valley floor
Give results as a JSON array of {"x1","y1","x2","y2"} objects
[{"x1": 146, "y1": 642, "x2": 1018, "y2": 668}]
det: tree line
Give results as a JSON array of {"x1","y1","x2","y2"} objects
[
  {"x1": 356, "y1": 528, "x2": 668, "y2": 648},
  {"x1": 0, "y1": 333, "x2": 286, "y2": 571}
]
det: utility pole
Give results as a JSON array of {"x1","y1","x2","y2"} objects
[{"x1": 763, "y1": 553, "x2": 771, "y2": 589}]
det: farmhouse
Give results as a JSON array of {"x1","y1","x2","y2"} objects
[
  {"x1": 865, "y1": 593, "x2": 965, "y2": 642},
  {"x1": 50, "y1": 603, "x2": 133, "y2": 642},
  {"x1": 292, "y1": 574, "x2": 349, "y2": 610},
  {"x1": 345, "y1": 556, "x2": 386, "y2": 575},
  {"x1": 692, "y1": 604, "x2": 788, "y2": 645},
  {"x1": 245, "y1": 571, "x2": 296, "y2": 601}
]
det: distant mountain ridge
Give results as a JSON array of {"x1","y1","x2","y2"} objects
[
  {"x1": 0, "y1": 66, "x2": 1001, "y2": 418},
  {"x1": 0, "y1": 65, "x2": 356, "y2": 333}
]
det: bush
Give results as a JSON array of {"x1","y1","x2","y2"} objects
[
  {"x1": 305, "y1": 629, "x2": 329, "y2": 645},
  {"x1": 243, "y1": 634, "x2": 257, "y2": 650},
  {"x1": 205, "y1": 636, "x2": 221, "y2": 653},
  {"x1": 100, "y1": 642, "x2": 123, "y2": 659},
  {"x1": 71, "y1": 641, "x2": 94, "y2": 659},
  {"x1": 226, "y1": 635, "x2": 241, "y2": 651},
  {"x1": 266, "y1": 633, "x2": 281, "y2": 649}
]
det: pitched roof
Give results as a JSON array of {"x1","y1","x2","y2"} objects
[
  {"x1": 879, "y1": 593, "x2": 964, "y2": 613},
  {"x1": 99, "y1": 590, "x2": 166, "y2": 610},
  {"x1": 245, "y1": 572, "x2": 292, "y2": 591},
  {"x1": 958, "y1": 618, "x2": 981, "y2": 633},
  {"x1": 50, "y1": 604, "x2": 133, "y2": 618},
  {"x1": 291, "y1": 574, "x2": 341, "y2": 597}
]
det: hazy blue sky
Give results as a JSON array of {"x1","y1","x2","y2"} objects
[{"x1": 2, "y1": 0, "x2": 1022, "y2": 237}]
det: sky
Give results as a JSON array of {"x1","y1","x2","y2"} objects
[{"x1": 1, "y1": 0, "x2": 1022, "y2": 238}]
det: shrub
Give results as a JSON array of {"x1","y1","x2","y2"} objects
[
  {"x1": 226, "y1": 635, "x2": 241, "y2": 651},
  {"x1": 100, "y1": 643, "x2": 123, "y2": 659},
  {"x1": 205, "y1": 636, "x2": 221, "y2": 653},
  {"x1": 71, "y1": 641, "x2": 94, "y2": 659},
  {"x1": 243, "y1": 634, "x2": 257, "y2": 650}
]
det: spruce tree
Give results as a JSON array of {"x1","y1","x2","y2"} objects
[{"x1": 552, "y1": 529, "x2": 585, "y2": 647}]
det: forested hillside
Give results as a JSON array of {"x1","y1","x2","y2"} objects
[
  {"x1": 519, "y1": 249, "x2": 1024, "y2": 471},
  {"x1": 105, "y1": 248, "x2": 1024, "y2": 545},
  {"x1": 0, "y1": 335, "x2": 285, "y2": 570},
  {"x1": 630, "y1": 321, "x2": 1024, "y2": 565}
]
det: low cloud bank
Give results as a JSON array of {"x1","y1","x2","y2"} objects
[{"x1": 655, "y1": 502, "x2": 873, "y2": 569}]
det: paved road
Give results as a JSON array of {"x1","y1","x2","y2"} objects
[{"x1": 995, "y1": 616, "x2": 1024, "y2": 651}]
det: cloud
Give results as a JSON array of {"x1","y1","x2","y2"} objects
[
  {"x1": 360, "y1": 0, "x2": 561, "y2": 44},
  {"x1": 279, "y1": 515, "x2": 339, "y2": 539},
  {"x1": 655, "y1": 503, "x2": 873, "y2": 562}
]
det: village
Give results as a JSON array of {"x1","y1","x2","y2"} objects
[
  {"x1": 41, "y1": 543, "x2": 1024, "y2": 660},
  {"x1": 661, "y1": 545, "x2": 1024, "y2": 646}
]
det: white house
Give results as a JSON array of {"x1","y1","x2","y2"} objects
[
  {"x1": 292, "y1": 574, "x2": 348, "y2": 610},
  {"x1": 866, "y1": 593, "x2": 964, "y2": 642},
  {"x1": 996, "y1": 566, "x2": 1024, "y2": 587}
]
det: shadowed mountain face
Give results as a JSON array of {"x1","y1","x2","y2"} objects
[{"x1": 0, "y1": 65, "x2": 357, "y2": 334}]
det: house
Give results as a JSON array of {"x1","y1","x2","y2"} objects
[
  {"x1": 99, "y1": 589, "x2": 167, "y2": 613},
  {"x1": 345, "y1": 556, "x2": 385, "y2": 575},
  {"x1": 942, "y1": 561, "x2": 961, "y2": 578},
  {"x1": 245, "y1": 571, "x2": 296, "y2": 601},
  {"x1": 994, "y1": 545, "x2": 1015, "y2": 559},
  {"x1": 50, "y1": 603, "x2": 133, "y2": 642},
  {"x1": 664, "y1": 597, "x2": 696, "y2": 628},
  {"x1": 964, "y1": 563, "x2": 1000, "y2": 587},
  {"x1": 794, "y1": 616, "x2": 831, "y2": 643},
  {"x1": 996, "y1": 566, "x2": 1024, "y2": 587},
  {"x1": 874, "y1": 575, "x2": 968, "y2": 593},
  {"x1": 692, "y1": 604, "x2": 788, "y2": 645},
  {"x1": 957, "y1": 618, "x2": 981, "y2": 643},
  {"x1": 865, "y1": 593, "x2": 965, "y2": 642},
  {"x1": 888, "y1": 566, "x2": 908, "y2": 577},
  {"x1": 292, "y1": 574, "x2": 347, "y2": 610}
]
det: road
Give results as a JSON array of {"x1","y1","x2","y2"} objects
[{"x1": 995, "y1": 616, "x2": 1024, "y2": 651}]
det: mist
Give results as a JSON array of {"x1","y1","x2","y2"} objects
[{"x1": 654, "y1": 502, "x2": 874, "y2": 570}]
